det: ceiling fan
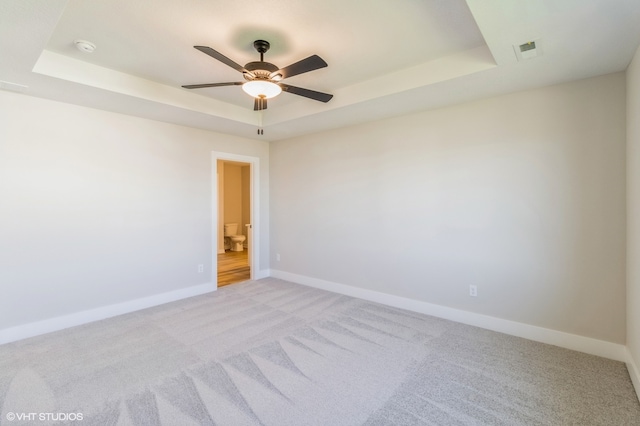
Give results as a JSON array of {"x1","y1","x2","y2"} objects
[{"x1": 182, "y1": 40, "x2": 333, "y2": 111}]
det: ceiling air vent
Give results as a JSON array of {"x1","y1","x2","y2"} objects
[{"x1": 514, "y1": 39, "x2": 542, "y2": 61}]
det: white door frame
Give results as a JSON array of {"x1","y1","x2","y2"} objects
[{"x1": 212, "y1": 152, "x2": 260, "y2": 287}]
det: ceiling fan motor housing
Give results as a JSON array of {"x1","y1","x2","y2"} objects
[{"x1": 244, "y1": 61, "x2": 279, "y2": 81}]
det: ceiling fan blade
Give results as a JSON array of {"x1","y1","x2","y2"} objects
[
  {"x1": 272, "y1": 55, "x2": 327, "y2": 79},
  {"x1": 253, "y1": 97, "x2": 267, "y2": 111},
  {"x1": 182, "y1": 82, "x2": 243, "y2": 89},
  {"x1": 194, "y1": 46, "x2": 248, "y2": 73},
  {"x1": 279, "y1": 83, "x2": 333, "y2": 103}
]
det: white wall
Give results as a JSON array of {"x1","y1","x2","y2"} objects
[
  {"x1": 627, "y1": 44, "x2": 640, "y2": 390},
  {"x1": 0, "y1": 91, "x2": 269, "y2": 330},
  {"x1": 270, "y1": 73, "x2": 627, "y2": 344}
]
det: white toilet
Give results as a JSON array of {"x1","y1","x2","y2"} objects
[{"x1": 224, "y1": 223, "x2": 246, "y2": 252}]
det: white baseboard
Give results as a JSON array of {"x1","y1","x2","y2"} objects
[
  {"x1": 0, "y1": 282, "x2": 216, "y2": 345},
  {"x1": 270, "y1": 269, "x2": 628, "y2": 363},
  {"x1": 627, "y1": 349, "x2": 640, "y2": 403},
  {"x1": 254, "y1": 269, "x2": 271, "y2": 280}
]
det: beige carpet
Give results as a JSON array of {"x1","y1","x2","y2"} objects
[{"x1": 0, "y1": 278, "x2": 638, "y2": 425}]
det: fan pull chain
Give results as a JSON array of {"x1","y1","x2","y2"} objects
[{"x1": 257, "y1": 109, "x2": 264, "y2": 135}]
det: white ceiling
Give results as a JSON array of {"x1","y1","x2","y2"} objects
[{"x1": 2, "y1": 0, "x2": 640, "y2": 141}]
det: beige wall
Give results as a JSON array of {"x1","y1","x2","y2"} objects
[
  {"x1": 217, "y1": 160, "x2": 225, "y2": 253},
  {"x1": 223, "y1": 163, "x2": 243, "y2": 233},
  {"x1": 0, "y1": 91, "x2": 269, "y2": 329},
  {"x1": 628, "y1": 44, "x2": 640, "y2": 381},
  {"x1": 270, "y1": 73, "x2": 627, "y2": 343},
  {"x1": 221, "y1": 162, "x2": 250, "y2": 241},
  {"x1": 242, "y1": 165, "x2": 251, "y2": 240}
]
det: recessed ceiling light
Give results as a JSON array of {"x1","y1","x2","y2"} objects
[{"x1": 74, "y1": 40, "x2": 96, "y2": 53}]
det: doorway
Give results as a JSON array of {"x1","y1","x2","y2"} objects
[{"x1": 212, "y1": 152, "x2": 260, "y2": 288}]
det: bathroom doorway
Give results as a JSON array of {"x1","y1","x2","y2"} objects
[{"x1": 212, "y1": 152, "x2": 259, "y2": 288}]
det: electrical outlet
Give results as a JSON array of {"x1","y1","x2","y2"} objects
[
  {"x1": 276, "y1": 253, "x2": 281, "y2": 261},
  {"x1": 469, "y1": 285, "x2": 477, "y2": 297},
  {"x1": 198, "y1": 264, "x2": 204, "y2": 273}
]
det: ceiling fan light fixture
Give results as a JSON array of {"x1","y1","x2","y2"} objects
[{"x1": 242, "y1": 80, "x2": 282, "y2": 99}]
